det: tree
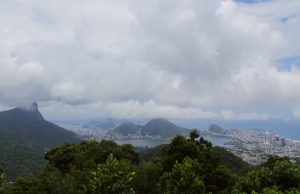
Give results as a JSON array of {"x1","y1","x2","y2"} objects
[
  {"x1": 189, "y1": 129, "x2": 200, "y2": 142},
  {"x1": 161, "y1": 135, "x2": 204, "y2": 171},
  {"x1": 133, "y1": 161, "x2": 162, "y2": 194},
  {"x1": 90, "y1": 154, "x2": 136, "y2": 194},
  {"x1": 161, "y1": 132, "x2": 237, "y2": 193},
  {"x1": 236, "y1": 156, "x2": 300, "y2": 193},
  {"x1": 7, "y1": 176, "x2": 43, "y2": 194},
  {"x1": 0, "y1": 168, "x2": 5, "y2": 193},
  {"x1": 160, "y1": 157, "x2": 205, "y2": 194},
  {"x1": 45, "y1": 140, "x2": 139, "y2": 174},
  {"x1": 45, "y1": 143, "x2": 79, "y2": 174},
  {"x1": 204, "y1": 165, "x2": 237, "y2": 194}
]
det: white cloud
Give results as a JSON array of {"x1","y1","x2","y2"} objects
[
  {"x1": 221, "y1": 110, "x2": 270, "y2": 120},
  {"x1": 0, "y1": 0, "x2": 299, "y2": 120}
]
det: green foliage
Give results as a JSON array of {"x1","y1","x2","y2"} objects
[
  {"x1": 4, "y1": 107, "x2": 299, "y2": 194},
  {"x1": 0, "y1": 169, "x2": 5, "y2": 193},
  {"x1": 91, "y1": 154, "x2": 135, "y2": 194},
  {"x1": 133, "y1": 161, "x2": 163, "y2": 194},
  {"x1": 0, "y1": 140, "x2": 48, "y2": 180},
  {"x1": 212, "y1": 146, "x2": 251, "y2": 175},
  {"x1": 160, "y1": 131, "x2": 237, "y2": 194},
  {"x1": 45, "y1": 143, "x2": 79, "y2": 174},
  {"x1": 45, "y1": 140, "x2": 139, "y2": 175},
  {"x1": 6, "y1": 176, "x2": 43, "y2": 194},
  {"x1": 189, "y1": 129, "x2": 200, "y2": 142},
  {"x1": 2, "y1": 130, "x2": 300, "y2": 194},
  {"x1": 0, "y1": 107, "x2": 80, "y2": 180},
  {"x1": 261, "y1": 187, "x2": 300, "y2": 194},
  {"x1": 1, "y1": 140, "x2": 139, "y2": 194},
  {"x1": 236, "y1": 156, "x2": 300, "y2": 193},
  {"x1": 161, "y1": 135, "x2": 205, "y2": 171},
  {"x1": 160, "y1": 157, "x2": 205, "y2": 194},
  {"x1": 136, "y1": 144, "x2": 165, "y2": 162},
  {"x1": 204, "y1": 165, "x2": 237, "y2": 194}
]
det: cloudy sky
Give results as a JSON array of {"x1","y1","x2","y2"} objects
[{"x1": 0, "y1": 0, "x2": 300, "y2": 120}]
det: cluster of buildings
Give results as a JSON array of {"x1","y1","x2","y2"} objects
[
  {"x1": 220, "y1": 129, "x2": 300, "y2": 165},
  {"x1": 75, "y1": 129, "x2": 163, "y2": 141}
]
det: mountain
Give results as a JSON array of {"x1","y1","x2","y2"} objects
[
  {"x1": 113, "y1": 118, "x2": 187, "y2": 138},
  {"x1": 114, "y1": 122, "x2": 142, "y2": 135},
  {"x1": 0, "y1": 102, "x2": 81, "y2": 180},
  {"x1": 142, "y1": 118, "x2": 186, "y2": 138},
  {"x1": 208, "y1": 124, "x2": 226, "y2": 134}
]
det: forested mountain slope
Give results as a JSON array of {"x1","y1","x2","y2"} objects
[{"x1": 0, "y1": 103, "x2": 80, "y2": 180}]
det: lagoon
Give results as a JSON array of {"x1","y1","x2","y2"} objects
[{"x1": 115, "y1": 136, "x2": 233, "y2": 148}]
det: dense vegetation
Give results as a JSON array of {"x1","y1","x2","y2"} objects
[
  {"x1": 0, "y1": 107, "x2": 80, "y2": 180},
  {"x1": 1, "y1": 130, "x2": 300, "y2": 193}
]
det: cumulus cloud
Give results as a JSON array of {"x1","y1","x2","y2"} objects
[
  {"x1": 0, "y1": 0, "x2": 299, "y2": 120},
  {"x1": 220, "y1": 110, "x2": 269, "y2": 120}
]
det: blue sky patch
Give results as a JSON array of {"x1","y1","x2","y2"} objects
[{"x1": 276, "y1": 56, "x2": 300, "y2": 70}]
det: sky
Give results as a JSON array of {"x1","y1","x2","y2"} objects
[{"x1": 0, "y1": 0, "x2": 300, "y2": 121}]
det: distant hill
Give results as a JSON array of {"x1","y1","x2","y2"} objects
[
  {"x1": 208, "y1": 124, "x2": 226, "y2": 134},
  {"x1": 142, "y1": 118, "x2": 186, "y2": 138},
  {"x1": 96, "y1": 118, "x2": 117, "y2": 129},
  {"x1": 114, "y1": 122, "x2": 142, "y2": 135},
  {"x1": 0, "y1": 102, "x2": 81, "y2": 180},
  {"x1": 114, "y1": 118, "x2": 187, "y2": 138}
]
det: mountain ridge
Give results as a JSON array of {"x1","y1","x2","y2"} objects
[
  {"x1": 114, "y1": 118, "x2": 187, "y2": 138},
  {"x1": 0, "y1": 103, "x2": 81, "y2": 180}
]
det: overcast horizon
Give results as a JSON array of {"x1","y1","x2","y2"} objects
[{"x1": 1, "y1": 0, "x2": 300, "y2": 122}]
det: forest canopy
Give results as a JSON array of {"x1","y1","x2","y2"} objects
[{"x1": 1, "y1": 130, "x2": 300, "y2": 194}]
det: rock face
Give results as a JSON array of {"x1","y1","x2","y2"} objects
[
  {"x1": 208, "y1": 124, "x2": 226, "y2": 134},
  {"x1": 0, "y1": 102, "x2": 81, "y2": 180}
]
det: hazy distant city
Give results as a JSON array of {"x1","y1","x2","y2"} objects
[{"x1": 55, "y1": 118, "x2": 300, "y2": 166}]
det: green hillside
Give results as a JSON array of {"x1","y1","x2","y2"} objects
[
  {"x1": 2, "y1": 130, "x2": 298, "y2": 194},
  {"x1": 137, "y1": 144, "x2": 251, "y2": 175},
  {"x1": 0, "y1": 103, "x2": 81, "y2": 180}
]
